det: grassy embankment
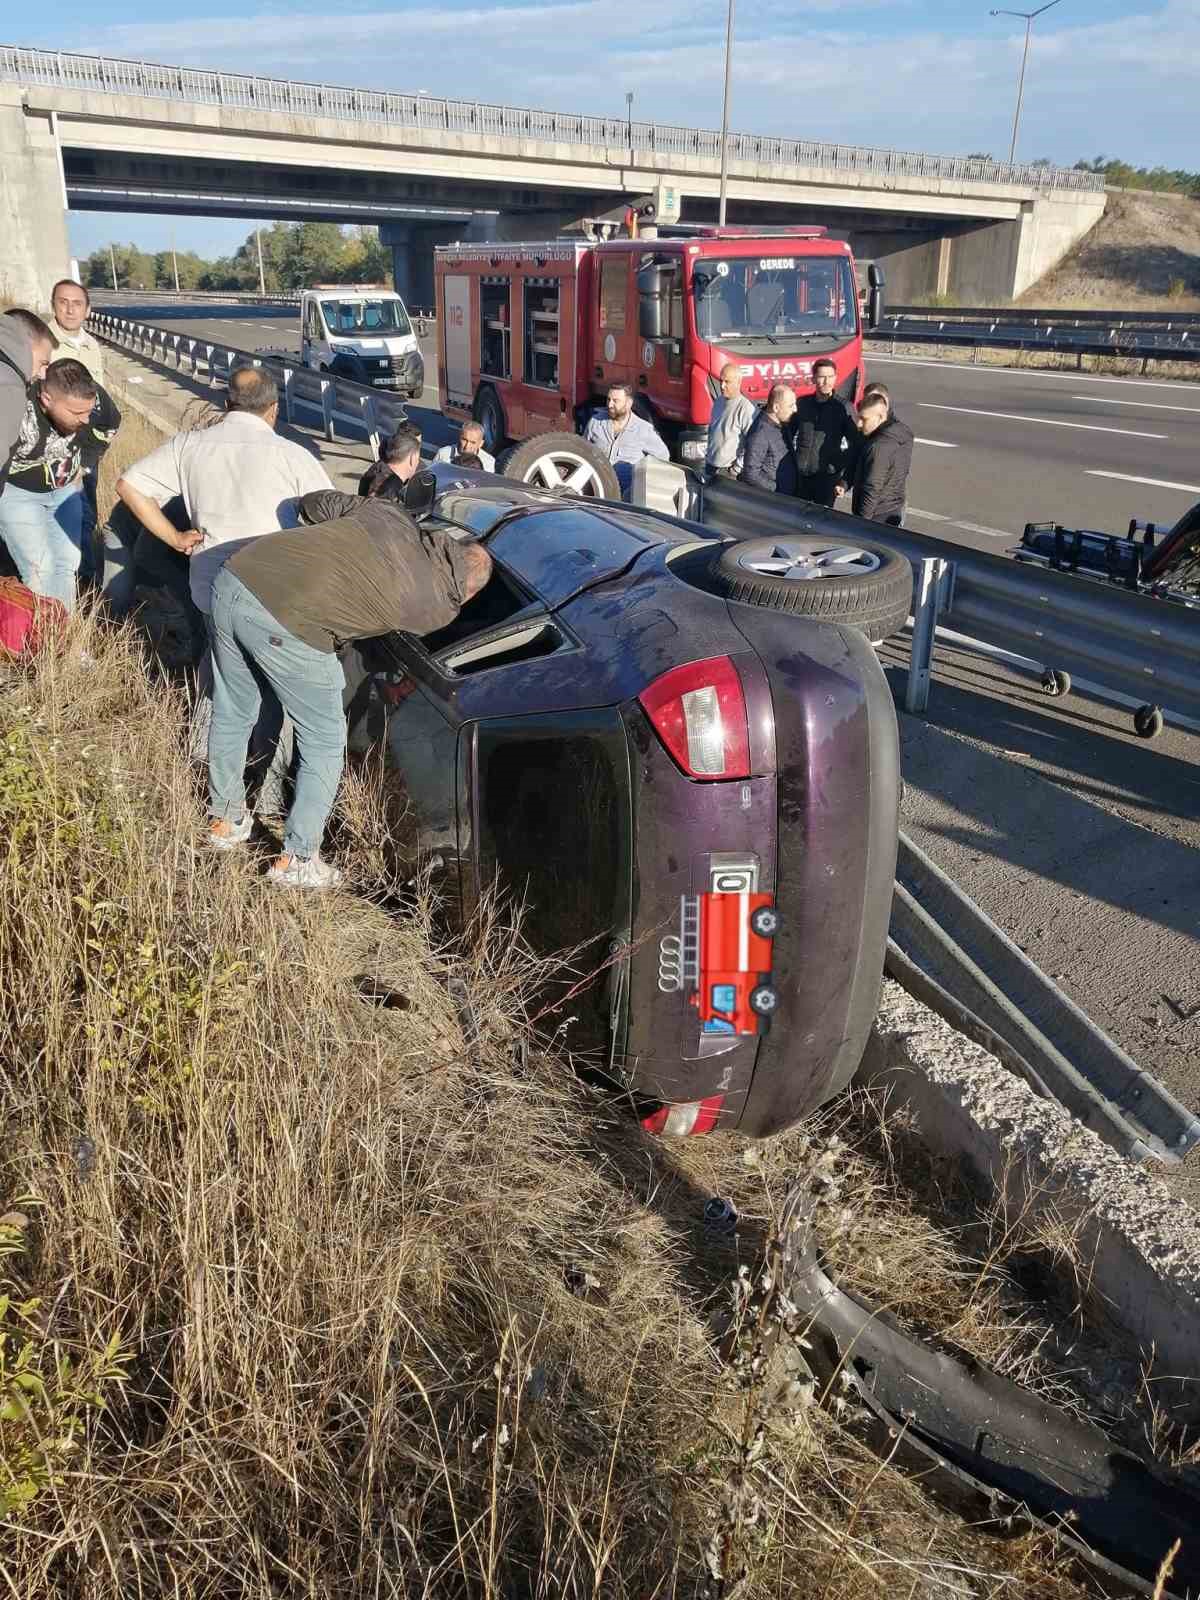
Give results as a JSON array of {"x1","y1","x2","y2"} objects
[{"x1": 0, "y1": 406, "x2": 1113, "y2": 1597}]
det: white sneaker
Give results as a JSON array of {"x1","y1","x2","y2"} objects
[
  {"x1": 266, "y1": 853, "x2": 342, "y2": 892},
  {"x1": 208, "y1": 814, "x2": 252, "y2": 851}
]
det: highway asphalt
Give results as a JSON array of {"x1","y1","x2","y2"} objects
[{"x1": 92, "y1": 299, "x2": 1200, "y2": 553}]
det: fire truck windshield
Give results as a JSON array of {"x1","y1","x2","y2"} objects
[
  {"x1": 319, "y1": 298, "x2": 412, "y2": 337},
  {"x1": 691, "y1": 256, "x2": 857, "y2": 346}
]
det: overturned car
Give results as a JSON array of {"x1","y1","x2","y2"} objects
[{"x1": 343, "y1": 464, "x2": 907, "y2": 1138}]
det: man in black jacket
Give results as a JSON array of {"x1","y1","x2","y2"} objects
[
  {"x1": 740, "y1": 383, "x2": 798, "y2": 495},
  {"x1": 788, "y1": 358, "x2": 857, "y2": 506},
  {"x1": 852, "y1": 394, "x2": 914, "y2": 527}
]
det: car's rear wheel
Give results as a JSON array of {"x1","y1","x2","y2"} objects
[
  {"x1": 502, "y1": 432, "x2": 621, "y2": 499},
  {"x1": 708, "y1": 535, "x2": 913, "y2": 642}
]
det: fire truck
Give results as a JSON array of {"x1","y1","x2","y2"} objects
[
  {"x1": 667, "y1": 890, "x2": 779, "y2": 1037},
  {"x1": 434, "y1": 224, "x2": 883, "y2": 467}
]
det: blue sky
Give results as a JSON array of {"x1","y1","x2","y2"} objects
[{"x1": 15, "y1": 0, "x2": 1194, "y2": 257}]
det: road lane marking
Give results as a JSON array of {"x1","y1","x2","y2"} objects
[
  {"x1": 907, "y1": 506, "x2": 1010, "y2": 539},
  {"x1": 914, "y1": 437, "x2": 957, "y2": 447},
  {"x1": 1086, "y1": 470, "x2": 1200, "y2": 493},
  {"x1": 869, "y1": 354, "x2": 1200, "y2": 393},
  {"x1": 917, "y1": 402, "x2": 1166, "y2": 439},
  {"x1": 1072, "y1": 395, "x2": 1200, "y2": 413}
]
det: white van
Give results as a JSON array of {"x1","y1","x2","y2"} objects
[{"x1": 299, "y1": 288, "x2": 424, "y2": 398}]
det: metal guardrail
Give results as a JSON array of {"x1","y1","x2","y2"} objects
[
  {"x1": 94, "y1": 289, "x2": 300, "y2": 306},
  {"x1": 890, "y1": 832, "x2": 1200, "y2": 1165},
  {"x1": 699, "y1": 479, "x2": 1200, "y2": 734},
  {"x1": 868, "y1": 318, "x2": 1200, "y2": 369},
  {"x1": 89, "y1": 313, "x2": 410, "y2": 456},
  {"x1": 3, "y1": 43, "x2": 1103, "y2": 194},
  {"x1": 889, "y1": 303, "x2": 1200, "y2": 329}
]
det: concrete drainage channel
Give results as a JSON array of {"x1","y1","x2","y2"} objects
[{"x1": 98, "y1": 332, "x2": 1200, "y2": 1593}]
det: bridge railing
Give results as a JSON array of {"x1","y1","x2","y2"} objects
[{"x1": 2, "y1": 43, "x2": 1104, "y2": 194}]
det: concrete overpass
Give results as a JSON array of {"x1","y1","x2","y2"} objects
[{"x1": 1, "y1": 44, "x2": 1106, "y2": 310}]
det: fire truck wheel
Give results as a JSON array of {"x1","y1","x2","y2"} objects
[
  {"x1": 503, "y1": 433, "x2": 622, "y2": 500},
  {"x1": 750, "y1": 985, "x2": 779, "y2": 1016},
  {"x1": 473, "y1": 387, "x2": 507, "y2": 454},
  {"x1": 750, "y1": 906, "x2": 779, "y2": 938},
  {"x1": 709, "y1": 536, "x2": 913, "y2": 643}
]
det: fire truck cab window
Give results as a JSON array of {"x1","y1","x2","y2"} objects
[
  {"x1": 480, "y1": 278, "x2": 511, "y2": 380},
  {"x1": 599, "y1": 255, "x2": 628, "y2": 334},
  {"x1": 523, "y1": 277, "x2": 560, "y2": 389},
  {"x1": 692, "y1": 256, "x2": 857, "y2": 344}
]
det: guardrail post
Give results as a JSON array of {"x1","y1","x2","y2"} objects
[
  {"x1": 281, "y1": 365, "x2": 294, "y2": 424},
  {"x1": 905, "y1": 556, "x2": 951, "y2": 715},
  {"x1": 205, "y1": 345, "x2": 216, "y2": 387},
  {"x1": 320, "y1": 378, "x2": 335, "y2": 441},
  {"x1": 357, "y1": 393, "x2": 380, "y2": 459}
]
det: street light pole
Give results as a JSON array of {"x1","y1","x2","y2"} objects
[
  {"x1": 256, "y1": 226, "x2": 266, "y2": 295},
  {"x1": 989, "y1": 0, "x2": 1064, "y2": 163},
  {"x1": 625, "y1": 90, "x2": 634, "y2": 170},
  {"x1": 108, "y1": 242, "x2": 119, "y2": 292},
  {"x1": 717, "y1": 0, "x2": 735, "y2": 225}
]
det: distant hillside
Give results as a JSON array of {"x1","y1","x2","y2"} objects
[{"x1": 1021, "y1": 191, "x2": 1200, "y2": 311}]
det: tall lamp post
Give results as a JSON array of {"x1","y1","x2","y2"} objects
[
  {"x1": 717, "y1": 0, "x2": 735, "y2": 224},
  {"x1": 989, "y1": 0, "x2": 1064, "y2": 163},
  {"x1": 626, "y1": 90, "x2": 634, "y2": 169}
]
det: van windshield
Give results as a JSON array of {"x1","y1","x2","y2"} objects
[
  {"x1": 691, "y1": 256, "x2": 857, "y2": 343},
  {"x1": 319, "y1": 298, "x2": 411, "y2": 337}
]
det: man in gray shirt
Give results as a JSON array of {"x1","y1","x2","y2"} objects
[
  {"x1": 705, "y1": 362, "x2": 757, "y2": 479},
  {"x1": 584, "y1": 382, "x2": 669, "y2": 499}
]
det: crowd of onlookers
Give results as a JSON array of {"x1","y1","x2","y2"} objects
[{"x1": 1, "y1": 280, "x2": 911, "y2": 891}]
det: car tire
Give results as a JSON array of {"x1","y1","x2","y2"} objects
[
  {"x1": 750, "y1": 906, "x2": 779, "y2": 937},
  {"x1": 502, "y1": 432, "x2": 621, "y2": 500},
  {"x1": 750, "y1": 985, "x2": 778, "y2": 1016},
  {"x1": 473, "y1": 387, "x2": 507, "y2": 454},
  {"x1": 708, "y1": 535, "x2": 913, "y2": 643}
]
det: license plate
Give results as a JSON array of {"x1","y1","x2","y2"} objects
[{"x1": 372, "y1": 377, "x2": 401, "y2": 387}]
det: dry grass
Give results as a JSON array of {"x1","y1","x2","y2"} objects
[{"x1": 0, "y1": 620, "x2": 1112, "y2": 1598}]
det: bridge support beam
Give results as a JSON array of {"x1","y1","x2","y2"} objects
[
  {"x1": 383, "y1": 207, "x2": 602, "y2": 310},
  {"x1": 1, "y1": 89, "x2": 72, "y2": 308}
]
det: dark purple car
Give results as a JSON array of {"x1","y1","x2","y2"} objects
[{"x1": 348, "y1": 465, "x2": 902, "y2": 1138}]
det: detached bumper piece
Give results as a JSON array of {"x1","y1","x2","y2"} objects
[{"x1": 766, "y1": 1180, "x2": 1200, "y2": 1600}]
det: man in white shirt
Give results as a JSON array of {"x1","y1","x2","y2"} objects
[
  {"x1": 433, "y1": 421, "x2": 496, "y2": 473},
  {"x1": 705, "y1": 363, "x2": 756, "y2": 479},
  {"x1": 116, "y1": 365, "x2": 334, "y2": 804},
  {"x1": 47, "y1": 280, "x2": 104, "y2": 385}
]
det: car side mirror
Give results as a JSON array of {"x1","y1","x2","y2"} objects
[
  {"x1": 404, "y1": 467, "x2": 438, "y2": 518},
  {"x1": 866, "y1": 262, "x2": 885, "y2": 330}
]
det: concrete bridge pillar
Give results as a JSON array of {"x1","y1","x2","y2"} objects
[{"x1": 0, "y1": 89, "x2": 72, "y2": 309}]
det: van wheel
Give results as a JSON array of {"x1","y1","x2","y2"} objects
[
  {"x1": 708, "y1": 536, "x2": 913, "y2": 643},
  {"x1": 503, "y1": 432, "x2": 621, "y2": 499},
  {"x1": 473, "y1": 387, "x2": 507, "y2": 454}
]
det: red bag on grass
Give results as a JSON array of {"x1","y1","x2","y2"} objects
[{"x1": 0, "y1": 577, "x2": 68, "y2": 662}]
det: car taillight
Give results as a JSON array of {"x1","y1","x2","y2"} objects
[
  {"x1": 643, "y1": 1100, "x2": 729, "y2": 1139},
  {"x1": 638, "y1": 657, "x2": 750, "y2": 781},
  {"x1": 642, "y1": 1095, "x2": 725, "y2": 1138}
]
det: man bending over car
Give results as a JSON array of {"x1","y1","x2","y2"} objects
[{"x1": 205, "y1": 435, "x2": 493, "y2": 891}]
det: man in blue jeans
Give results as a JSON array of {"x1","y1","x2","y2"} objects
[
  {"x1": 207, "y1": 450, "x2": 493, "y2": 890},
  {"x1": 0, "y1": 359, "x2": 120, "y2": 610}
]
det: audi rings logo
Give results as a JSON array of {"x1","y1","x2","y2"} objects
[{"x1": 658, "y1": 934, "x2": 684, "y2": 992}]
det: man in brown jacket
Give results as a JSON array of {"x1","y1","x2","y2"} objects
[{"x1": 206, "y1": 436, "x2": 492, "y2": 890}]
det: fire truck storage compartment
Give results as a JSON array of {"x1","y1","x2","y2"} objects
[
  {"x1": 524, "y1": 277, "x2": 560, "y2": 389},
  {"x1": 481, "y1": 278, "x2": 511, "y2": 380}
]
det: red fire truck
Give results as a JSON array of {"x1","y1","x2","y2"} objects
[
  {"x1": 676, "y1": 890, "x2": 779, "y2": 1037},
  {"x1": 434, "y1": 225, "x2": 883, "y2": 468}
]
